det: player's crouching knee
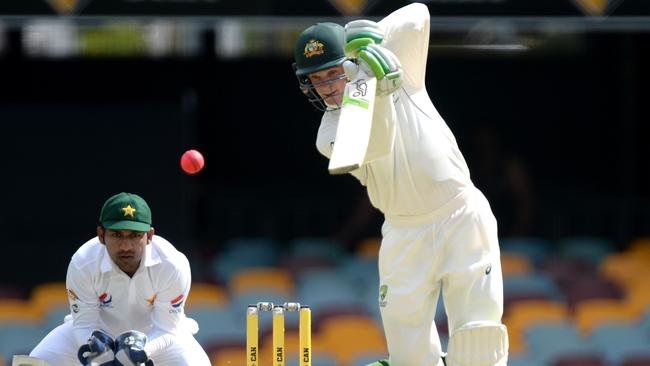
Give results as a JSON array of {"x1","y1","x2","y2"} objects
[{"x1": 445, "y1": 321, "x2": 508, "y2": 366}]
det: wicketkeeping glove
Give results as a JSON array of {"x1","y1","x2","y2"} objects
[
  {"x1": 77, "y1": 330, "x2": 115, "y2": 366},
  {"x1": 343, "y1": 38, "x2": 403, "y2": 96},
  {"x1": 114, "y1": 330, "x2": 154, "y2": 366}
]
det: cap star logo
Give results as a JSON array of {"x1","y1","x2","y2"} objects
[
  {"x1": 304, "y1": 39, "x2": 325, "y2": 58},
  {"x1": 121, "y1": 204, "x2": 136, "y2": 217}
]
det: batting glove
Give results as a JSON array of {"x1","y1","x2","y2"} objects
[
  {"x1": 77, "y1": 329, "x2": 115, "y2": 366},
  {"x1": 345, "y1": 19, "x2": 384, "y2": 45},
  {"x1": 343, "y1": 39, "x2": 403, "y2": 96},
  {"x1": 114, "y1": 330, "x2": 154, "y2": 366}
]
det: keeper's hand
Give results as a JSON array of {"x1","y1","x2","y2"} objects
[
  {"x1": 77, "y1": 330, "x2": 115, "y2": 366},
  {"x1": 343, "y1": 39, "x2": 403, "y2": 96},
  {"x1": 114, "y1": 330, "x2": 154, "y2": 366}
]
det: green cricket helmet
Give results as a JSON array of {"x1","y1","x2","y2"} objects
[{"x1": 293, "y1": 22, "x2": 348, "y2": 111}]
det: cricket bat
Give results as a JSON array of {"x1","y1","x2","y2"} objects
[{"x1": 328, "y1": 68, "x2": 377, "y2": 175}]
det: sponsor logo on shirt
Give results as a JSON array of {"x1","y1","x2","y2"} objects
[
  {"x1": 171, "y1": 294, "x2": 185, "y2": 308},
  {"x1": 71, "y1": 303, "x2": 80, "y2": 313},
  {"x1": 99, "y1": 292, "x2": 113, "y2": 307}
]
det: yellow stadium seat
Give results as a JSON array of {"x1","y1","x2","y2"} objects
[
  {"x1": 185, "y1": 283, "x2": 229, "y2": 310},
  {"x1": 30, "y1": 282, "x2": 68, "y2": 314},
  {"x1": 356, "y1": 237, "x2": 381, "y2": 259},
  {"x1": 506, "y1": 299, "x2": 570, "y2": 326},
  {"x1": 501, "y1": 252, "x2": 533, "y2": 277},
  {"x1": 574, "y1": 298, "x2": 641, "y2": 336},
  {"x1": 504, "y1": 299, "x2": 570, "y2": 356},
  {"x1": 317, "y1": 315, "x2": 387, "y2": 366},
  {"x1": 599, "y1": 253, "x2": 650, "y2": 291},
  {"x1": 624, "y1": 281, "x2": 650, "y2": 314},
  {"x1": 229, "y1": 267, "x2": 294, "y2": 296},
  {"x1": 504, "y1": 325, "x2": 526, "y2": 356},
  {"x1": 211, "y1": 346, "x2": 246, "y2": 366},
  {"x1": 0, "y1": 299, "x2": 43, "y2": 324}
]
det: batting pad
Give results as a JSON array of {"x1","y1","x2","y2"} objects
[
  {"x1": 445, "y1": 322, "x2": 508, "y2": 366},
  {"x1": 12, "y1": 356, "x2": 53, "y2": 366}
]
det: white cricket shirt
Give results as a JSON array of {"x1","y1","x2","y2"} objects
[
  {"x1": 66, "y1": 235, "x2": 192, "y2": 350},
  {"x1": 316, "y1": 3, "x2": 473, "y2": 216}
]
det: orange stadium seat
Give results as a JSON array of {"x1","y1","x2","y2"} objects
[
  {"x1": 623, "y1": 281, "x2": 650, "y2": 314},
  {"x1": 229, "y1": 267, "x2": 294, "y2": 297},
  {"x1": 0, "y1": 299, "x2": 42, "y2": 324},
  {"x1": 504, "y1": 299, "x2": 570, "y2": 355},
  {"x1": 356, "y1": 237, "x2": 381, "y2": 259},
  {"x1": 573, "y1": 298, "x2": 641, "y2": 336},
  {"x1": 501, "y1": 252, "x2": 533, "y2": 277},
  {"x1": 317, "y1": 315, "x2": 387, "y2": 366},
  {"x1": 185, "y1": 282, "x2": 228, "y2": 310},
  {"x1": 29, "y1": 282, "x2": 68, "y2": 314},
  {"x1": 627, "y1": 237, "x2": 650, "y2": 257},
  {"x1": 210, "y1": 346, "x2": 246, "y2": 366},
  {"x1": 599, "y1": 253, "x2": 650, "y2": 291}
]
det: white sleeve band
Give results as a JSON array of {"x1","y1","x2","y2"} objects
[{"x1": 144, "y1": 332, "x2": 177, "y2": 357}]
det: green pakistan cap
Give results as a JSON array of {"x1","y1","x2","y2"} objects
[{"x1": 99, "y1": 192, "x2": 152, "y2": 232}]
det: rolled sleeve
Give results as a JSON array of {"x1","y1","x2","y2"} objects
[{"x1": 66, "y1": 261, "x2": 100, "y2": 347}]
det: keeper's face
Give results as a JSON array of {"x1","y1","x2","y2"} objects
[
  {"x1": 98, "y1": 227, "x2": 154, "y2": 277},
  {"x1": 308, "y1": 65, "x2": 347, "y2": 108}
]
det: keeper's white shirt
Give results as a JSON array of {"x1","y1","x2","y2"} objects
[
  {"x1": 316, "y1": 3, "x2": 473, "y2": 216},
  {"x1": 31, "y1": 235, "x2": 210, "y2": 365},
  {"x1": 66, "y1": 235, "x2": 193, "y2": 349}
]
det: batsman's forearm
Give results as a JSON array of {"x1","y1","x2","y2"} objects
[{"x1": 363, "y1": 94, "x2": 396, "y2": 164}]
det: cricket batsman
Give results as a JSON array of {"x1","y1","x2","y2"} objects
[{"x1": 293, "y1": 3, "x2": 508, "y2": 366}]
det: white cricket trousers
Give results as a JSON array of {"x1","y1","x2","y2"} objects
[
  {"x1": 378, "y1": 187, "x2": 505, "y2": 366},
  {"x1": 30, "y1": 317, "x2": 211, "y2": 366}
]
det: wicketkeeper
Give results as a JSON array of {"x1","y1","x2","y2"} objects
[
  {"x1": 22, "y1": 192, "x2": 211, "y2": 366},
  {"x1": 293, "y1": 4, "x2": 509, "y2": 366}
]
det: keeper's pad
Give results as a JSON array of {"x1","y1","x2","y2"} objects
[
  {"x1": 12, "y1": 356, "x2": 53, "y2": 366},
  {"x1": 445, "y1": 322, "x2": 508, "y2": 366}
]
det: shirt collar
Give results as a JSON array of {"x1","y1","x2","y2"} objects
[{"x1": 143, "y1": 241, "x2": 162, "y2": 267}]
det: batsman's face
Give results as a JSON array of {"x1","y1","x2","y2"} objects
[
  {"x1": 98, "y1": 227, "x2": 154, "y2": 277},
  {"x1": 308, "y1": 65, "x2": 347, "y2": 107}
]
